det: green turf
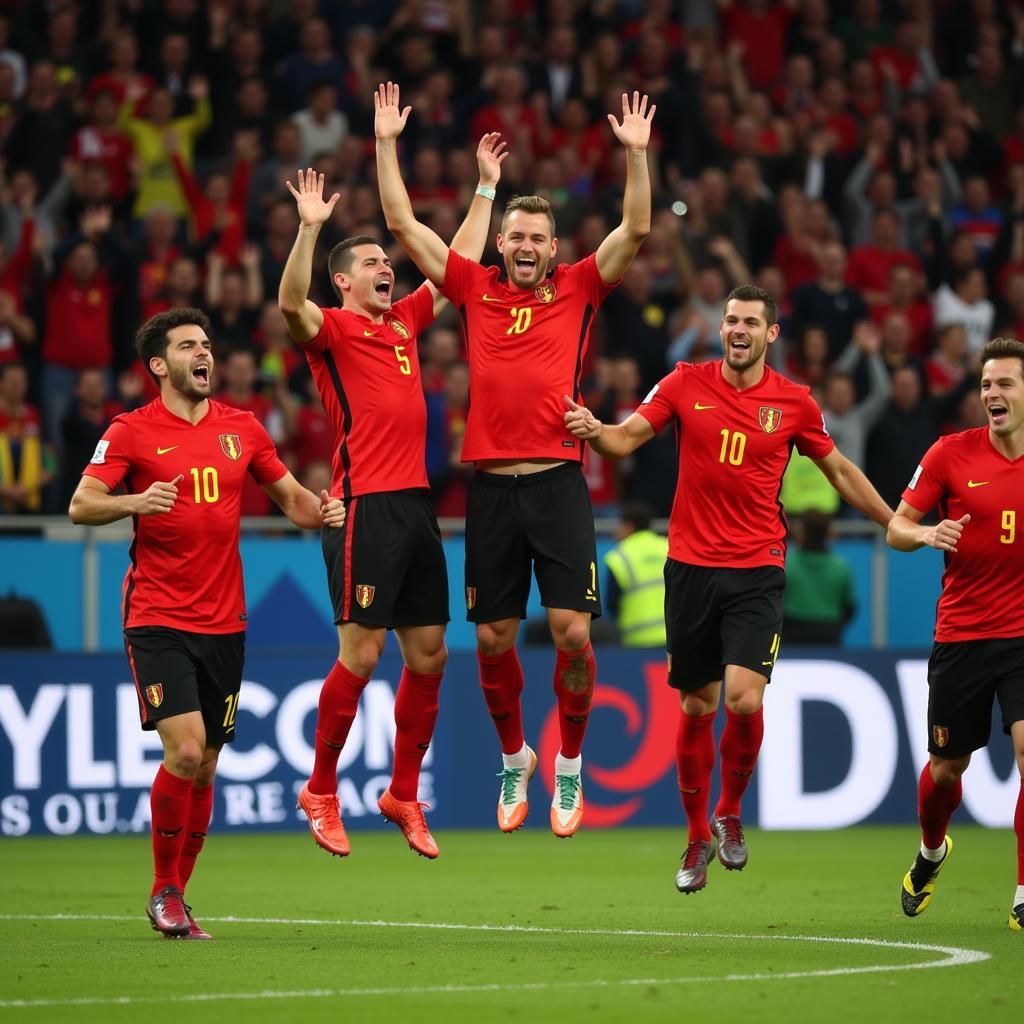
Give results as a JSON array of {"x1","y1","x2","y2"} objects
[{"x1": 1, "y1": 826, "x2": 1021, "y2": 1023}]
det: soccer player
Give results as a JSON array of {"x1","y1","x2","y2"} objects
[
  {"x1": 375, "y1": 81, "x2": 654, "y2": 838},
  {"x1": 887, "y1": 337, "x2": 1024, "y2": 931},
  {"x1": 278, "y1": 132, "x2": 506, "y2": 859},
  {"x1": 564, "y1": 285, "x2": 893, "y2": 891},
  {"x1": 68, "y1": 307, "x2": 344, "y2": 939}
]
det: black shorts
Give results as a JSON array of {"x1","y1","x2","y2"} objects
[
  {"x1": 124, "y1": 626, "x2": 245, "y2": 746},
  {"x1": 926, "y1": 637, "x2": 1024, "y2": 758},
  {"x1": 464, "y1": 463, "x2": 601, "y2": 622},
  {"x1": 664, "y1": 560, "x2": 785, "y2": 691},
  {"x1": 322, "y1": 489, "x2": 449, "y2": 629}
]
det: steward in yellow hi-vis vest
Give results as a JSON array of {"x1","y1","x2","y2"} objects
[{"x1": 604, "y1": 502, "x2": 668, "y2": 647}]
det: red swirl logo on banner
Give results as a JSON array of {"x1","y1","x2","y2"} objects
[{"x1": 538, "y1": 661, "x2": 679, "y2": 827}]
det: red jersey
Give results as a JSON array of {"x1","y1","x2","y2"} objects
[
  {"x1": 42, "y1": 271, "x2": 113, "y2": 370},
  {"x1": 636, "y1": 360, "x2": 835, "y2": 568},
  {"x1": 301, "y1": 286, "x2": 435, "y2": 500},
  {"x1": 82, "y1": 398, "x2": 287, "y2": 633},
  {"x1": 441, "y1": 250, "x2": 616, "y2": 462},
  {"x1": 901, "y1": 428, "x2": 1024, "y2": 642}
]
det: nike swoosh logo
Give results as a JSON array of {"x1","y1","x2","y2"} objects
[
  {"x1": 363, "y1": 330, "x2": 375, "y2": 336},
  {"x1": 481, "y1": 294, "x2": 503, "y2": 302},
  {"x1": 761, "y1": 660, "x2": 775, "y2": 667},
  {"x1": 156, "y1": 446, "x2": 179, "y2": 455},
  {"x1": 694, "y1": 402, "x2": 717, "y2": 411},
  {"x1": 967, "y1": 480, "x2": 990, "y2": 488}
]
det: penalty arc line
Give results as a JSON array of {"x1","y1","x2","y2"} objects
[{"x1": 0, "y1": 914, "x2": 991, "y2": 1009}]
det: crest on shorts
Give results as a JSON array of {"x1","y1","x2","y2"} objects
[
  {"x1": 355, "y1": 584, "x2": 375, "y2": 608},
  {"x1": 534, "y1": 281, "x2": 557, "y2": 303},
  {"x1": 758, "y1": 406, "x2": 783, "y2": 433},
  {"x1": 466, "y1": 586, "x2": 476, "y2": 610},
  {"x1": 219, "y1": 434, "x2": 242, "y2": 461},
  {"x1": 933, "y1": 725, "x2": 949, "y2": 748},
  {"x1": 390, "y1": 319, "x2": 411, "y2": 340},
  {"x1": 145, "y1": 684, "x2": 164, "y2": 708}
]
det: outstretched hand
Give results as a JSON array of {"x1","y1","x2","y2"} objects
[
  {"x1": 563, "y1": 395, "x2": 603, "y2": 440},
  {"x1": 607, "y1": 91, "x2": 655, "y2": 151},
  {"x1": 374, "y1": 81, "x2": 412, "y2": 141},
  {"x1": 476, "y1": 132, "x2": 508, "y2": 188},
  {"x1": 284, "y1": 168, "x2": 341, "y2": 227}
]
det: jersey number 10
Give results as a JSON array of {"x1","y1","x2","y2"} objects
[{"x1": 190, "y1": 467, "x2": 220, "y2": 504}]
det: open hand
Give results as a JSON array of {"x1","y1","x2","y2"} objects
[
  {"x1": 607, "y1": 91, "x2": 656, "y2": 151},
  {"x1": 476, "y1": 132, "x2": 508, "y2": 188},
  {"x1": 374, "y1": 81, "x2": 412, "y2": 141},
  {"x1": 285, "y1": 168, "x2": 341, "y2": 227}
]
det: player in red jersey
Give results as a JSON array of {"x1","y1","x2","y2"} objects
[
  {"x1": 888, "y1": 337, "x2": 1024, "y2": 931},
  {"x1": 278, "y1": 131, "x2": 506, "y2": 859},
  {"x1": 68, "y1": 308, "x2": 343, "y2": 939},
  {"x1": 376, "y1": 81, "x2": 654, "y2": 838},
  {"x1": 564, "y1": 285, "x2": 893, "y2": 890}
]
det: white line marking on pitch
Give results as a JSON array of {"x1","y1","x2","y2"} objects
[{"x1": 0, "y1": 914, "x2": 991, "y2": 1010}]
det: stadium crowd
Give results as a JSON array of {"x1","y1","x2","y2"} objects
[{"x1": 0, "y1": 0, "x2": 1019, "y2": 525}]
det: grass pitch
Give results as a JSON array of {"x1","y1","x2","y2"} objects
[{"x1": 2, "y1": 826, "x2": 1020, "y2": 1023}]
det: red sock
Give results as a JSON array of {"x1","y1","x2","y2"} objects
[
  {"x1": 309, "y1": 660, "x2": 369, "y2": 794},
  {"x1": 1015, "y1": 780, "x2": 1024, "y2": 885},
  {"x1": 918, "y1": 762, "x2": 962, "y2": 849},
  {"x1": 178, "y1": 781, "x2": 214, "y2": 895},
  {"x1": 390, "y1": 669, "x2": 443, "y2": 801},
  {"x1": 552, "y1": 644, "x2": 596, "y2": 759},
  {"x1": 714, "y1": 706, "x2": 765, "y2": 819},
  {"x1": 478, "y1": 647, "x2": 525, "y2": 754},
  {"x1": 150, "y1": 764, "x2": 194, "y2": 895},
  {"x1": 677, "y1": 711, "x2": 716, "y2": 843}
]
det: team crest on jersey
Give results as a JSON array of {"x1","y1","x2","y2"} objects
[
  {"x1": 391, "y1": 319, "x2": 411, "y2": 340},
  {"x1": 933, "y1": 725, "x2": 949, "y2": 748},
  {"x1": 355, "y1": 585, "x2": 375, "y2": 608},
  {"x1": 758, "y1": 406, "x2": 783, "y2": 433},
  {"x1": 145, "y1": 684, "x2": 164, "y2": 708},
  {"x1": 466, "y1": 586, "x2": 476, "y2": 610},
  {"x1": 219, "y1": 434, "x2": 242, "y2": 460},
  {"x1": 534, "y1": 281, "x2": 557, "y2": 303}
]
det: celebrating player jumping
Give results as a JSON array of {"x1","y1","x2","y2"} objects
[
  {"x1": 888, "y1": 337, "x2": 1024, "y2": 931},
  {"x1": 68, "y1": 308, "x2": 344, "y2": 938},
  {"x1": 564, "y1": 285, "x2": 893, "y2": 891},
  {"x1": 278, "y1": 132, "x2": 506, "y2": 859},
  {"x1": 376, "y1": 80, "x2": 654, "y2": 838}
]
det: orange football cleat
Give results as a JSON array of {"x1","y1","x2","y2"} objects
[
  {"x1": 378, "y1": 788, "x2": 439, "y2": 858},
  {"x1": 297, "y1": 782, "x2": 351, "y2": 857}
]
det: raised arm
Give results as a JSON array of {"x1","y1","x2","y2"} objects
[
  {"x1": 375, "y1": 81, "x2": 451, "y2": 287},
  {"x1": 887, "y1": 498, "x2": 969, "y2": 553},
  {"x1": 595, "y1": 92, "x2": 655, "y2": 285},
  {"x1": 278, "y1": 168, "x2": 339, "y2": 343},
  {"x1": 563, "y1": 396, "x2": 656, "y2": 459}
]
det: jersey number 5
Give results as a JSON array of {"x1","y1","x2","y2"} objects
[{"x1": 394, "y1": 345, "x2": 411, "y2": 375}]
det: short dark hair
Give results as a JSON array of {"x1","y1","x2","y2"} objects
[
  {"x1": 799, "y1": 508, "x2": 832, "y2": 551},
  {"x1": 980, "y1": 336, "x2": 1024, "y2": 379},
  {"x1": 723, "y1": 284, "x2": 778, "y2": 327},
  {"x1": 327, "y1": 235, "x2": 379, "y2": 300},
  {"x1": 502, "y1": 195, "x2": 557, "y2": 237},
  {"x1": 135, "y1": 307, "x2": 211, "y2": 384},
  {"x1": 620, "y1": 500, "x2": 652, "y2": 532}
]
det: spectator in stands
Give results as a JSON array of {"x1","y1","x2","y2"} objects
[
  {"x1": 5, "y1": 61, "x2": 75, "y2": 193},
  {"x1": 789, "y1": 240, "x2": 869, "y2": 361},
  {"x1": 0, "y1": 362, "x2": 50, "y2": 513},
  {"x1": 58, "y1": 368, "x2": 124, "y2": 508},
  {"x1": 278, "y1": 18, "x2": 347, "y2": 114},
  {"x1": 926, "y1": 323, "x2": 969, "y2": 397},
  {"x1": 291, "y1": 80, "x2": 349, "y2": 165},
  {"x1": 0, "y1": 195, "x2": 35, "y2": 367},
  {"x1": 846, "y1": 207, "x2": 921, "y2": 309},
  {"x1": 932, "y1": 265, "x2": 995, "y2": 354},
  {"x1": 947, "y1": 175, "x2": 1003, "y2": 262},
  {"x1": 205, "y1": 250, "x2": 262, "y2": 352},
  {"x1": 603, "y1": 500, "x2": 668, "y2": 648},
  {"x1": 783, "y1": 509, "x2": 855, "y2": 646},
  {"x1": 870, "y1": 263, "x2": 933, "y2": 357},
  {"x1": 69, "y1": 89, "x2": 134, "y2": 205}
]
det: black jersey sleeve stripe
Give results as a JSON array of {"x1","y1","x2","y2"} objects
[
  {"x1": 570, "y1": 304, "x2": 595, "y2": 463},
  {"x1": 122, "y1": 514, "x2": 139, "y2": 626},
  {"x1": 322, "y1": 350, "x2": 354, "y2": 503}
]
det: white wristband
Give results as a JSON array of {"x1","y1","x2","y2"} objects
[{"x1": 475, "y1": 184, "x2": 496, "y2": 200}]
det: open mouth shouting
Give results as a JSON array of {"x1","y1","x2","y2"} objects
[
  {"x1": 987, "y1": 401, "x2": 1008, "y2": 427},
  {"x1": 373, "y1": 274, "x2": 393, "y2": 303},
  {"x1": 512, "y1": 252, "x2": 538, "y2": 281},
  {"x1": 191, "y1": 361, "x2": 210, "y2": 387}
]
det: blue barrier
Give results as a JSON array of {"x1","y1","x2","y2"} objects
[
  {"x1": 0, "y1": 648, "x2": 1014, "y2": 836},
  {"x1": 0, "y1": 536, "x2": 942, "y2": 651}
]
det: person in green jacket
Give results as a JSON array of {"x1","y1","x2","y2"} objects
[
  {"x1": 783, "y1": 508, "x2": 855, "y2": 644},
  {"x1": 604, "y1": 501, "x2": 669, "y2": 647}
]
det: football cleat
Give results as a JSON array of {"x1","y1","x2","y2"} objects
[
  {"x1": 550, "y1": 769, "x2": 584, "y2": 838},
  {"x1": 901, "y1": 835, "x2": 953, "y2": 917},
  {"x1": 378, "y1": 788, "x2": 439, "y2": 858},
  {"x1": 146, "y1": 885, "x2": 190, "y2": 937},
  {"x1": 710, "y1": 814, "x2": 748, "y2": 870},
  {"x1": 165, "y1": 906, "x2": 213, "y2": 941},
  {"x1": 496, "y1": 746, "x2": 537, "y2": 832},
  {"x1": 1009, "y1": 904, "x2": 1024, "y2": 932},
  {"x1": 675, "y1": 839, "x2": 714, "y2": 894},
  {"x1": 297, "y1": 782, "x2": 350, "y2": 857}
]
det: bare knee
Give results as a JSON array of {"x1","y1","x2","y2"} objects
[
  {"x1": 164, "y1": 738, "x2": 203, "y2": 779},
  {"x1": 194, "y1": 748, "x2": 220, "y2": 787},
  {"x1": 340, "y1": 630, "x2": 386, "y2": 678},
  {"x1": 477, "y1": 620, "x2": 518, "y2": 657},
  {"x1": 929, "y1": 756, "x2": 968, "y2": 786},
  {"x1": 549, "y1": 612, "x2": 590, "y2": 652},
  {"x1": 406, "y1": 638, "x2": 447, "y2": 676},
  {"x1": 724, "y1": 690, "x2": 764, "y2": 716},
  {"x1": 680, "y1": 692, "x2": 718, "y2": 717}
]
